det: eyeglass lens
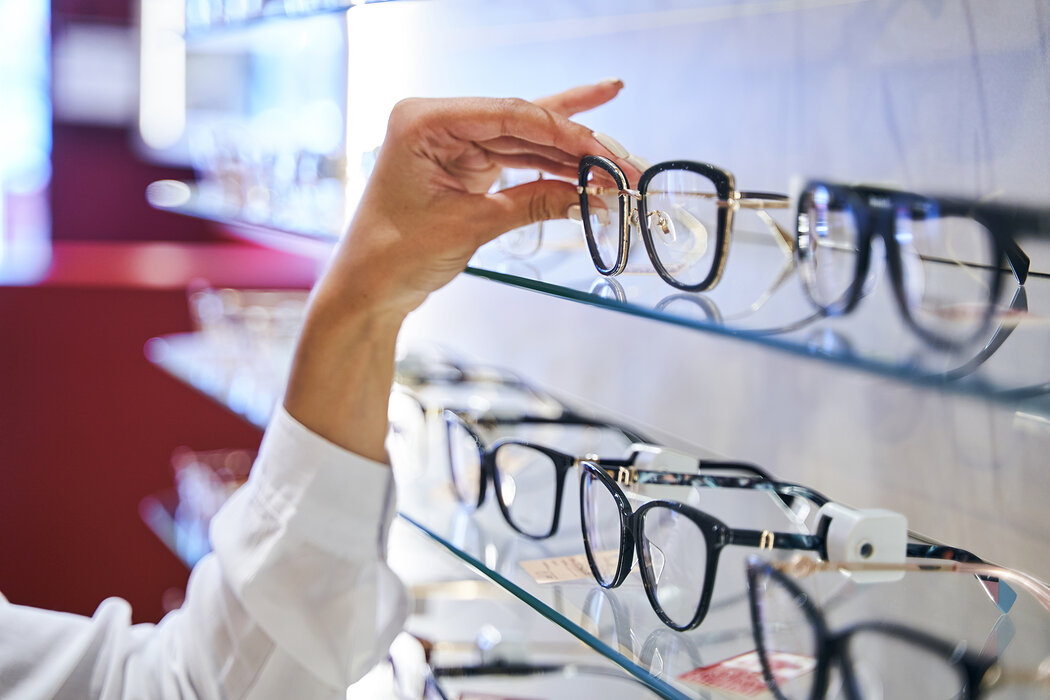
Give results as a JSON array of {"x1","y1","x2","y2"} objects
[
  {"x1": 642, "y1": 169, "x2": 718, "y2": 287},
  {"x1": 581, "y1": 467, "x2": 626, "y2": 586},
  {"x1": 797, "y1": 186, "x2": 864, "y2": 312},
  {"x1": 446, "y1": 417, "x2": 483, "y2": 506},
  {"x1": 637, "y1": 505, "x2": 709, "y2": 629},
  {"x1": 900, "y1": 211, "x2": 998, "y2": 345},
  {"x1": 491, "y1": 443, "x2": 560, "y2": 537}
]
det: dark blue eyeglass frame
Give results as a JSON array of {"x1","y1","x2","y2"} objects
[{"x1": 795, "y1": 181, "x2": 1037, "y2": 349}]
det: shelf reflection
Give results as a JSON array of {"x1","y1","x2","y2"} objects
[
  {"x1": 398, "y1": 472, "x2": 1049, "y2": 700},
  {"x1": 148, "y1": 185, "x2": 1050, "y2": 410},
  {"x1": 470, "y1": 218, "x2": 1050, "y2": 404}
]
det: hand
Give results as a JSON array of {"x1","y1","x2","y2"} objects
[
  {"x1": 284, "y1": 81, "x2": 629, "y2": 460},
  {"x1": 330, "y1": 79, "x2": 628, "y2": 316}
]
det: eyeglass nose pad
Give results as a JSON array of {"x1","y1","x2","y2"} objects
[
  {"x1": 650, "y1": 207, "x2": 708, "y2": 258},
  {"x1": 498, "y1": 474, "x2": 517, "y2": 508},
  {"x1": 645, "y1": 540, "x2": 667, "y2": 585}
]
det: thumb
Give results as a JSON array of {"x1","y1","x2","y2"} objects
[{"x1": 479, "y1": 179, "x2": 580, "y2": 244}]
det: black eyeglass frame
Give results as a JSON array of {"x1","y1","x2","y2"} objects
[
  {"x1": 578, "y1": 460, "x2": 824, "y2": 632},
  {"x1": 444, "y1": 409, "x2": 792, "y2": 540},
  {"x1": 577, "y1": 155, "x2": 790, "y2": 292},
  {"x1": 795, "y1": 181, "x2": 1035, "y2": 349},
  {"x1": 744, "y1": 558, "x2": 997, "y2": 700},
  {"x1": 578, "y1": 461, "x2": 998, "y2": 633}
]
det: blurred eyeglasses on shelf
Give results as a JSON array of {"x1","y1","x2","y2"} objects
[
  {"x1": 745, "y1": 556, "x2": 1050, "y2": 699},
  {"x1": 794, "y1": 182, "x2": 1044, "y2": 349}
]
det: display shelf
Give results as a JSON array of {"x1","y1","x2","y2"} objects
[
  {"x1": 139, "y1": 491, "x2": 210, "y2": 568},
  {"x1": 183, "y1": 1, "x2": 390, "y2": 40},
  {"x1": 145, "y1": 331, "x2": 1050, "y2": 699},
  {"x1": 148, "y1": 185, "x2": 1050, "y2": 417}
]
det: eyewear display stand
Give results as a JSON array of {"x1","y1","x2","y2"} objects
[
  {"x1": 139, "y1": 2, "x2": 1050, "y2": 698},
  {"x1": 147, "y1": 185, "x2": 1050, "y2": 417},
  {"x1": 145, "y1": 332, "x2": 1050, "y2": 699}
]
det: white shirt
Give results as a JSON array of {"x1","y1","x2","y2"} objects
[{"x1": 0, "y1": 406, "x2": 409, "y2": 699}]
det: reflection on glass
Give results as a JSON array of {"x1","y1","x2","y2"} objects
[{"x1": 746, "y1": 557, "x2": 1050, "y2": 700}]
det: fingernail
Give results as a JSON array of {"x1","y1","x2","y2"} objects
[
  {"x1": 566, "y1": 204, "x2": 582, "y2": 221},
  {"x1": 598, "y1": 77, "x2": 624, "y2": 88},
  {"x1": 592, "y1": 132, "x2": 630, "y2": 159},
  {"x1": 625, "y1": 154, "x2": 652, "y2": 172}
]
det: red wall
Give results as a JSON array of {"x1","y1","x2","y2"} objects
[
  {"x1": 0, "y1": 283, "x2": 262, "y2": 622},
  {"x1": 1, "y1": 2, "x2": 320, "y2": 623}
]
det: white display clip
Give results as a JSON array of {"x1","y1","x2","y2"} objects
[
  {"x1": 627, "y1": 443, "x2": 699, "y2": 474},
  {"x1": 816, "y1": 502, "x2": 908, "y2": 583}
]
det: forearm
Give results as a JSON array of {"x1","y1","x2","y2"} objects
[{"x1": 283, "y1": 296, "x2": 403, "y2": 463}]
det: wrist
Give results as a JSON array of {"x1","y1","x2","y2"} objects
[{"x1": 283, "y1": 284, "x2": 405, "y2": 463}]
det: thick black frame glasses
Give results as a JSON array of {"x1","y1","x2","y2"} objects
[
  {"x1": 578, "y1": 461, "x2": 998, "y2": 633},
  {"x1": 745, "y1": 557, "x2": 1050, "y2": 699},
  {"x1": 444, "y1": 410, "x2": 788, "y2": 540},
  {"x1": 576, "y1": 155, "x2": 791, "y2": 292},
  {"x1": 794, "y1": 182, "x2": 1040, "y2": 349}
]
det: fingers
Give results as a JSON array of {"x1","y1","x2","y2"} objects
[
  {"x1": 412, "y1": 96, "x2": 617, "y2": 165},
  {"x1": 487, "y1": 153, "x2": 579, "y2": 180},
  {"x1": 479, "y1": 179, "x2": 581, "y2": 241},
  {"x1": 534, "y1": 79, "x2": 625, "y2": 117},
  {"x1": 477, "y1": 136, "x2": 579, "y2": 169}
]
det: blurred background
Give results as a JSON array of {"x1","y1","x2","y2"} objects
[
  {"x1": 3, "y1": 0, "x2": 1049, "y2": 637},
  {"x1": 0, "y1": 0, "x2": 322, "y2": 623}
]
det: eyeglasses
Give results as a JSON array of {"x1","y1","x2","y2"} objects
[
  {"x1": 444, "y1": 410, "x2": 785, "y2": 540},
  {"x1": 575, "y1": 155, "x2": 791, "y2": 291},
  {"x1": 794, "y1": 182, "x2": 1041, "y2": 348},
  {"x1": 745, "y1": 556, "x2": 1050, "y2": 699},
  {"x1": 577, "y1": 461, "x2": 999, "y2": 633}
]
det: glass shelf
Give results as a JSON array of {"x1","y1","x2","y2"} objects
[
  {"x1": 183, "y1": 1, "x2": 393, "y2": 40},
  {"x1": 148, "y1": 182, "x2": 1050, "y2": 416},
  {"x1": 394, "y1": 474, "x2": 1049, "y2": 699},
  {"x1": 146, "y1": 331, "x2": 1050, "y2": 699}
]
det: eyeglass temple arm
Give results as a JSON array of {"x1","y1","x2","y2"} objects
[
  {"x1": 728, "y1": 528, "x2": 824, "y2": 552},
  {"x1": 472, "y1": 411, "x2": 651, "y2": 444},
  {"x1": 623, "y1": 464, "x2": 830, "y2": 512},
  {"x1": 775, "y1": 556, "x2": 1050, "y2": 614},
  {"x1": 938, "y1": 199, "x2": 1033, "y2": 285}
]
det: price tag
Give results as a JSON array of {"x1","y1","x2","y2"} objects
[
  {"x1": 678, "y1": 650, "x2": 815, "y2": 698},
  {"x1": 519, "y1": 550, "x2": 619, "y2": 584}
]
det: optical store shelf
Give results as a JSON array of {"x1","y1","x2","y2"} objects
[
  {"x1": 145, "y1": 331, "x2": 1050, "y2": 699},
  {"x1": 149, "y1": 182, "x2": 1050, "y2": 419}
]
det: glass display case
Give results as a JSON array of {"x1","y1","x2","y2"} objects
[{"x1": 140, "y1": 1, "x2": 1050, "y2": 697}]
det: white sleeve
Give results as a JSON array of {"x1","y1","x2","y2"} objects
[{"x1": 0, "y1": 405, "x2": 409, "y2": 700}]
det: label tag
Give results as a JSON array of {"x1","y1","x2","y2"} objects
[
  {"x1": 678, "y1": 650, "x2": 816, "y2": 698},
  {"x1": 519, "y1": 550, "x2": 619, "y2": 584}
]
